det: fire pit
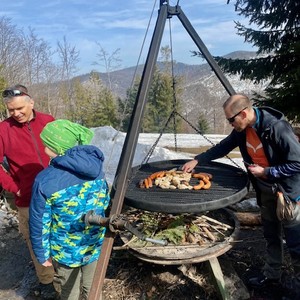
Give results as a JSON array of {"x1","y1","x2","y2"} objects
[
  {"x1": 122, "y1": 159, "x2": 249, "y2": 213},
  {"x1": 120, "y1": 208, "x2": 239, "y2": 265},
  {"x1": 113, "y1": 159, "x2": 248, "y2": 299}
]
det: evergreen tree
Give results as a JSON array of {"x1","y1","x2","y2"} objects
[
  {"x1": 118, "y1": 77, "x2": 140, "y2": 132},
  {"x1": 143, "y1": 68, "x2": 178, "y2": 133},
  {"x1": 120, "y1": 68, "x2": 183, "y2": 133},
  {"x1": 120, "y1": 46, "x2": 183, "y2": 133},
  {"x1": 89, "y1": 87, "x2": 118, "y2": 128},
  {"x1": 212, "y1": 0, "x2": 300, "y2": 122},
  {"x1": 65, "y1": 73, "x2": 118, "y2": 128},
  {"x1": 197, "y1": 113, "x2": 209, "y2": 134}
]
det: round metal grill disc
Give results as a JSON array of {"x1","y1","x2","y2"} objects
[{"x1": 120, "y1": 159, "x2": 249, "y2": 213}]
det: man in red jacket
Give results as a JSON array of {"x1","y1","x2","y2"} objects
[{"x1": 0, "y1": 84, "x2": 57, "y2": 299}]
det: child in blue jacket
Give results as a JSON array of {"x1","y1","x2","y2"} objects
[{"x1": 29, "y1": 120, "x2": 110, "y2": 300}]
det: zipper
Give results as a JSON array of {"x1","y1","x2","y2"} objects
[{"x1": 26, "y1": 122, "x2": 44, "y2": 166}]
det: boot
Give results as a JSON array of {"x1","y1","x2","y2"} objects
[{"x1": 39, "y1": 282, "x2": 59, "y2": 300}]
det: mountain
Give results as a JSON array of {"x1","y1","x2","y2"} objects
[{"x1": 77, "y1": 51, "x2": 267, "y2": 134}]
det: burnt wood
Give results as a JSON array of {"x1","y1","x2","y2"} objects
[{"x1": 120, "y1": 208, "x2": 239, "y2": 264}]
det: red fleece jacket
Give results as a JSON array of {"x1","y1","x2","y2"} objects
[{"x1": 0, "y1": 111, "x2": 54, "y2": 207}]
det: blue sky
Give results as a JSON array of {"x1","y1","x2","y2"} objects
[{"x1": 0, "y1": 0, "x2": 256, "y2": 75}]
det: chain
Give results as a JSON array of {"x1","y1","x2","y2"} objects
[
  {"x1": 129, "y1": 110, "x2": 177, "y2": 183},
  {"x1": 174, "y1": 111, "x2": 246, "y2": 172},
  {"x1": 169, "y1": 16, "x2": 178, "y2": 153},
  {"x1": 128, "y1": 8, "x2": 245, "y2": 177},
  {"x1": 174, "y1": 111, "x2": 216, "y2": 147},
  {"x1": 141, "y1": 110, "x2": 176, "y2": 167},
  {"x1": 129, "y1": 108, "x2": 246, "y2": 186}
]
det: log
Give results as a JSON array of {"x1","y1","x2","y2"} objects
[
  {"x1": 234, "y1": 212, "x2": 261, "y2": 226},
  {"x1": 201, "y1": 215, "x2": 233, "y2": 229}
]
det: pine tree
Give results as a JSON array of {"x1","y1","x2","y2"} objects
[
  {"x1": 143, "y1": 68, "x2": 177, "y2": 133},
  {"x1": 197, "y1": 113, "x2": 209, "y2": 134},
  {"x1": 119, "y1": 45, "x2": 184, "y2": 133},
  {"x1": 118, "y1": 77, "x2": 140, "y2": 132},
  {"x1": 90, "y1": 88, "x2": 118, "y2": 128},
  {"x1": 65, "y1": 73, "x2": 118, "y2": 128},
  {"x1": 120, "y1": 65, "x2": 183, "y2": 133},
  {"x1": 214, "y1": 0, "x2": 300, "y2": 122}
]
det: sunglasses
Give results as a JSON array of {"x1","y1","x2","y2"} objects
[
  {"x1": 2, "y1": 89, "x2": 30, "y2": 98},
  {"x1": 227, "y1": 107, "x2": 248, "y2": 123}
]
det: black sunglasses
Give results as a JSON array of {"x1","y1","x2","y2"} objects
[
  {"x1": 2, "y1": 89, "x2": 30, "y2": 98},
  {"x1": 227, "y1": 107, "x2": 248, "y2": 123}
]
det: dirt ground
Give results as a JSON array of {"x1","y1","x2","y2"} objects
[{"x1": 0, "y1": 192, "x2": 293, "y2": 300}]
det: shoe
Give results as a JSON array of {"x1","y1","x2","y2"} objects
[
  {"x1": 248, "y1": 273, "x2": 280, "y2": 289},
  {"x1": 39, "y1": 282, "x2": 58, "y2": 300}
]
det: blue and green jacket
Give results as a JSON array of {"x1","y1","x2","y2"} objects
[{"x1": 29, "y1": 145, "x2": 110, "y2": 267}]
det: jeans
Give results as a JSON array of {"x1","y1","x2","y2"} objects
[{"x1": 53, "y1": 260, "x2": 97, "y2": 300}]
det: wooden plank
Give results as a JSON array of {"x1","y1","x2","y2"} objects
[
  {"x1": 220, "y1": 257, "x2": 250, "y2": 300},
  {"x1": 206, "y1": 257, "x2": 250, "y2": 300},
  {"x1": 206, "y1": 257, "x2": 229, "y2": 300}
]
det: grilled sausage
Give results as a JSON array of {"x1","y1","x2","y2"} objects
[
  {"x1": 192, "y1": 172, "x2": 213, "y2": 180},
  {"x1": 150, "y1": 171, "x2": 163, "y2": 180},
  {"x1": 144, "y1": 178, "x2": 149, "y2": 189},
  {"x1": 194, "y1": 180, "x2": 204, "y2": 190},
  {"x1": 147, "y1": 177, "x2": 153, "y2": 188},
  {"x1": 202, "y1": 180, "x2": 211, "y2": 190}
]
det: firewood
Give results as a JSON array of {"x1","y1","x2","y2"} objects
[
  {"x1": 186, "y1": 232, "x2": 197, "y2": 244},
  {"x1": 202, "y1": 227, "x2": 216, "y2": 241},
  {"x1": 207, "y1": 224, "x2": 226, "y2": 237},
  {"x1": 201, "y1": 215, "x2": 233, "y2": 229},
  {"x1": 192, "y1": 221, "x2": 210, "y2": 227},
  {"x1": 234, "y1": 212, "x2": 261, "y2": 226}
]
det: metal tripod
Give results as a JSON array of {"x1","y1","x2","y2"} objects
[{"x1": 88, "y1": 2, "x2": 236, "y2": 299}]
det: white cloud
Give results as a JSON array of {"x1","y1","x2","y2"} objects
[{"x1": 0, "y1": 0, "x2": 255, "y2": 74}]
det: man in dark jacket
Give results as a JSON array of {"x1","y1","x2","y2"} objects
[
  {"x1": 183, "y1": 94, "x2": 300, "y2": 299},
  {"x1": 0, "y1": 85, "x2": 57, "y2": 299}
]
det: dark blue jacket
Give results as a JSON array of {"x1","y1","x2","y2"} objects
[{"x1": 195, "y1": 107, "x2": 300, "y2": 202}]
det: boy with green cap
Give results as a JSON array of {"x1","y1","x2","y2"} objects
[{"x1": 29, "y1": 120, "x2": 110, "y2": 300}]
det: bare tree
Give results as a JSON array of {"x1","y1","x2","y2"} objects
[
  {"x1": 0, "y1": 17, "x2": 56, "y2": 87},
  {"x1": 56, "y1": 36, "x2": 80, "y2": 117},
  {"x1": 0, "y1": 17, "x2": 24, "y2": 84},
  {"x1": 93, "y1": 43, "x2": 122, "y2": 91},
  {"x1": 20, "y1": 28, "x2": 54, "y2": 85},
  {"x1": 31, "y1": 60, "x2": 61, "y2": 117},
  {"x1": 57, "y1": 36, "x2": 80, "y2": 81}
]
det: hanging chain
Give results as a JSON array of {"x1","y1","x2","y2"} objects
[
  {"x1": 174, "y1": 111, "x2": 216, "y2": 147},
  {"x1": 168, "y1": 17, "x2": 178, "y2": 153},
  {"x1": 174, "y1": 111, "x2": 246, "y2": 172},
  {"x1": 128, "y1": 110, "x2": 177, "y2": 183},
  {"x1": 140, "y1": 110, "x2": 176, "y2": 167},
  {"x1": 103, "y1": 0, "x2": 158, "y2": 176},
  {"x1": 129, "y1": 108, "x2": 246, "y2": 185},
  {"x1": 127, "y1": 0, "x2": 245, "y2": 179}
]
